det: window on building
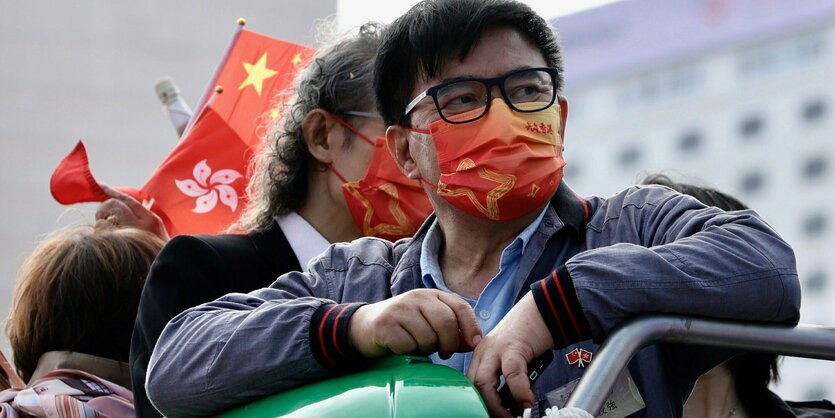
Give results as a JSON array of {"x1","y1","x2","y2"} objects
[
  {"x1": 739, "y1": 115, "x2": 764, "y2": 139},
  {"x1": 617, "y1": 145, "x2": 642, "y2": 168},
  {"x1": 678, "y1": 130, "x2": 703, "y2": 154},
  {"x1": 615, "y1": 65, "x2": 703, "y2": 107},
  {"x1": 739, "y1": 171, "x2": 765, "y2": 194},
  {"x1": 736, "y1": 31, "x2": 827, "y2": 78},
  {"x1": 794, "y1": 34, "x2": 825, "y2": 62},
  {"x1": 805, "y1": 269, "x2": 828, "y2": 294},
  {"x1": 802, "y1": 155, "x2": 828, "y2": 181},
  {"x1": 802, "y1": 99, "x2": 827, "y2": 124},
  {"x1": 802, "y1": 212, "x2": 828, "y2": 238}
]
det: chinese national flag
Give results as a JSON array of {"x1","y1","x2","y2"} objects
[{"x1": 49, "y1": 23, "x2": 314, "y2": 236}]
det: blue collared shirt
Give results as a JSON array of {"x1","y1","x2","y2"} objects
[{"x1": 420, "y1": 207, "x2": 548, "y2": 373}]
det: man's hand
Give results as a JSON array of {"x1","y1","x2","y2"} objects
[
  {"x1": 95, "y1": 184, "x2": 170, "y2": 241},
  {"x1": 467, "y1": 292, "x2": 553, "y2": 418},
  {"x1": 349, "y1": 289, "x2": 483, "y2": 359}
]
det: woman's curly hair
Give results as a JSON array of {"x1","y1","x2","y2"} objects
[{"x1": 237, "y1": 22, "x2": 383, "y2": 232}]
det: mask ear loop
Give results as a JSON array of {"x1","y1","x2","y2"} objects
[
  {"x1": 407, "y1": 127, "x2": 431, "y2": 135},
  {"x1": 327, "y1": 163, "x2": 349, "y2": 183},
  {"x1": 330, "y1": 114, "x2": 375, "y2": 146}
]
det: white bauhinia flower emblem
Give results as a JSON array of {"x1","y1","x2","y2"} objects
[{"x1": 175, "y1": 160, "x2": 243, "y2": 214}]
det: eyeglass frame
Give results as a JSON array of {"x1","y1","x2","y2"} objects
[{"x1": 400, "y1": 66, "x2": 560, "y2": 125}]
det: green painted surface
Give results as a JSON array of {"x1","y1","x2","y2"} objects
[{"x1": 216, "y1": 356, "x2": 488, "y2": 418}]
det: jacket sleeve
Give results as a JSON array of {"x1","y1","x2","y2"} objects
[
  {"x1": 569, "y1": 185, "x2": 800, "y2": 339},
  {"x1": 145, "y1": 238, "x2": 396, "y2": 418}
]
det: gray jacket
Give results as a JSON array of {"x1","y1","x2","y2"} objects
[{"x1": 146, "y1": 184, "x2": 800, "y2": 418}]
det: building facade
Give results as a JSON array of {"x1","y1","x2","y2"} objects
[{"x1": 553, "y1": 0, "x2": 835, "y2": 400}]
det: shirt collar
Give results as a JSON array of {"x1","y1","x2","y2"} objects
[
  {"x1": 419, "y1": 205, "x2": 548, "y2": 292},
  {"x1": 274, "y1": 212, "x2": 330, "y2": 269},
  {"x1": 30, "y1": 351, "x2": 131, "y2": 389}
]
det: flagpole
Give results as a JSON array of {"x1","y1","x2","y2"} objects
[{"x1": 182, "y1": 18, "x2": 247, "y2": 136}]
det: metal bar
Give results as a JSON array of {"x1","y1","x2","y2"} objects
[{"x1": 564, "y1": 316, "x2": 835, "y2": 414}]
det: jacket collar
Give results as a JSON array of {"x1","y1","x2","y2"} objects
[
  {"x1": 30, "y1": 351, "x2": 131, "y2": 389},
  {"x1": 250, "y1": 220, "x2": 301, "y2": 272},
  {"x1": 550, "y1": 181, "x2": 590, "y2": 241}
]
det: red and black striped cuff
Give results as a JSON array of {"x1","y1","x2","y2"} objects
[
  {"x1": 309, "y1": 302, "x2": 367, "y2": 370},
  {"x1": 530, "y1": 266, "x2": 591, "y2": 349}
]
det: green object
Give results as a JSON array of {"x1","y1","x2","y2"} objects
[{"x1": 216, "y1": 356, "x2": 488, "y2": 418}]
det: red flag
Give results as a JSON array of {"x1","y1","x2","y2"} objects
[
  {"x1": 49, "y1": 23, "x2": 314, "y2": 236},
  {"x1": 50, "y1": 141, "x2": 109, "y2": 204},
  {"x1": 50, "y1": 141, "x2": 146, "y2": 204},
  {"x1": 141, "y1": 107, "x2": 250, "y2": 235}
]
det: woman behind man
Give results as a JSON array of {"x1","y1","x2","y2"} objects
[
  {"x1": 1, "y1": 224, "x2": 164, "y2": 417},
  {"x1": 128, "y1": 22, "x2": 431, "y2": 417}
]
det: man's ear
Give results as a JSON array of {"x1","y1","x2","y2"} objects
[
  {"x1": 386, "y1": 125, "x2": 420, "y2": 179},
  {"x1": 302, "y1": 109, "x2": 338, "y2": 164},
  {"x1": 557, "y1": 96, "x2": 569, "y2": 141}
]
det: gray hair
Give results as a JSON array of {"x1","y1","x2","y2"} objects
[{"x1": 237, "y1": 22, "x2": 384, "y2": 232}]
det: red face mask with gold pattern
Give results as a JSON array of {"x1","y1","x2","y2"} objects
[
  {"x1": 409, "y1": 100, "x2": 565, "y2": 221},
  {"x1": 330, "y1": 115, "x2": 433, "y2": 241}
]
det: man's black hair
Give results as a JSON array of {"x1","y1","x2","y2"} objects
[{"x1": 374, "y1": 0, "x2": 564, "y2": 127}]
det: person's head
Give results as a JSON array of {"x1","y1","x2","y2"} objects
[
  {"x1": 376, "y1": 0, "x2": 569, "y2": 223},
  {"x1": 238, "y1": 22, "x2": 386, "y2": 233},
  {"x1": 375, "y1": 0, "x2": 564, "y2": 128},
  {"x1": 641, "y1": 174, "x2": 781, "y2": 390},
  {"x1": 641, "y1": 174, "x2": 748, "y2": 212},
  {"x1": 5, "y1": 225, "x2": 164, "y2": 383}
]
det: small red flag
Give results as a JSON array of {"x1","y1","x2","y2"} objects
[
  {"x1": 50, "y1": 141, "x2": 109, "y2": 204},
  {"x1": 49, "y1": 24, "x2": 314, "y2": 236},
  {"x1": 50, "y1": 141, "x2": 146, "y2": 204}
]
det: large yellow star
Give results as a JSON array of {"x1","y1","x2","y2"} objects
[{"x1": 239, "y1": 52, "x2": 278, "y2": 95}]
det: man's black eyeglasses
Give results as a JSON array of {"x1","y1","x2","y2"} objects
[{"x1": 401, "y1": 67, "x2": 559, "y2": 125}]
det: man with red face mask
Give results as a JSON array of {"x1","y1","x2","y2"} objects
[{"x1": 145, "y1": 2, "x2": 800, "y2": 418}]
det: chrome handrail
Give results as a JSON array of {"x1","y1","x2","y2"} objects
[{"x1": 564, "y1": 316, "x2": 835, "y2": 414}]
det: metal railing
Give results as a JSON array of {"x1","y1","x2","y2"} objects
[{"x1": 564, "y1": 316, "x2": 835, "y2": 414}]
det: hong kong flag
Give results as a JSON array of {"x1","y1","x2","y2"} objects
[{"x1": 49, "y1": 21, "x2": 314, "y2": 236}]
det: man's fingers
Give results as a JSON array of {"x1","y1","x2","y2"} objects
[
  {"x1": 469, "y1": 353, "x2": 510, "y2": 418},
  {"x1": 419, "y1": 302, "x2": 459, "y2": 358},
  {"x1": 502, "y1": 353, "x2": 535, "y2": 410},
  {"x1": 383, "y1": 327, "x2": 420, "y2": 355},
  {"x1": 400, "y1": 310, "x2": 439, "y2": 355},
  {"x1": 436, "y1": 291, "x2": 482, "y2": 350}
]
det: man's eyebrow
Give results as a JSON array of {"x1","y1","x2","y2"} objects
[{"x1": 435, "y1": 65, "x2": 537, "y2": 85}]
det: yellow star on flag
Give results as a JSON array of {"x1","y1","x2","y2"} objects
[
  {"x1": 269, "y1": 108, "x2": 281, "y2": 120},
  {"x1": 239, "y1": 52, "x2": 278, "y2": 95},
  {"x1": 291, "y1": 52, "x2": 303, "y2": 66}
]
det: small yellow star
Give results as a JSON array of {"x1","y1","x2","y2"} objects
[
  {"x1": 269, "y1": 108, "x2": 281, "y2": 120},
  {"x1": 291, "y1": 52, "x2": 303, "y2": 66},
  {"x1": 239, "y1": 52, "x2": 278, "y2": 96}
]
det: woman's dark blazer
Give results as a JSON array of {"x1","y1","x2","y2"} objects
[{"x1": 129, "y1": 222, "x2": 302, "y2": 417}]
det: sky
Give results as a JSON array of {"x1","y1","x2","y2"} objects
[{"x1": 336, "y1": 0, "x2": 623, "y2": 31}]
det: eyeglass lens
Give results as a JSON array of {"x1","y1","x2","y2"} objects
[{"x1": 435, "y1": 68, "x2": 555, "y2": 123}]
